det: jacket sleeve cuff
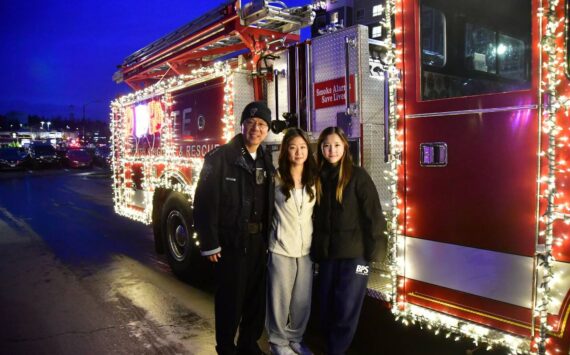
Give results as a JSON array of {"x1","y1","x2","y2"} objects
[{"x1": 201, "y1": 247, "x2": 222, "y2": 256}]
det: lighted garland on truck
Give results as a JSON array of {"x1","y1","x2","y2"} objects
[
  {"x1": 109, "y1": 62, "x2": 234, "y2": 226},
  {"x1": 536, "y1": 0, "x2": 570, "y2": 353},
  {"x1": 381, "y1": 0, "x2": 570, "y2": 353}
]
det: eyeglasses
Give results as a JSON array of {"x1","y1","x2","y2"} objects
[{"x1": 244, "y1": 119, "x2": 269, "y2": 130}]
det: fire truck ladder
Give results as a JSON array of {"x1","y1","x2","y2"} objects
[{"x1": 114, "y1": 0, "x2": 314, "y2": 94}]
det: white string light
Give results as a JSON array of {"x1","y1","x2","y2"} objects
[
  {"x1": 109, "y1": 63, "x2": 234, "y2": 224},
  {"x1": 382, "y1": 0, "x2": 569, "y2": 353}
]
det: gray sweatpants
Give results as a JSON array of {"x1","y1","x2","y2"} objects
[{"x1": 266, "y1": 252, "x2": 313, "y2": 346}]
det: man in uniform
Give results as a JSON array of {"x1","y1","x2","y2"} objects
[{"x1": 194, "y1": 101, "x2": 275, "y2": 355}]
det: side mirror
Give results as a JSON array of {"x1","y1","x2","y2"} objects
[
  {"x1": 270, "y1": 120, "x2": 288, "y2": 134},
  {"x1": 270, "y1": 112, "x2": 298, "y2": 134}
]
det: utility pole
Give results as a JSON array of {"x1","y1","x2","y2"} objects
[{"x1": 82, "y1": 100, "x2": 101, "y2": 144}]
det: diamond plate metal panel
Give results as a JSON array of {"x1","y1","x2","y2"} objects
[
  {"x1": 231, "y1": 70, "x2": 255, "y2": 138},
  {"x1": 310, "y1": 26, "x2": 361, "y2": 138},
  {"x1": 361, "y1": 77, "x2": 390, "y2": 207},
  {"x1": 311, "y1": 26, "x2": 390, "y2": 207}
]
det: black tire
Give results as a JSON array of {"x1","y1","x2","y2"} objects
[{"x1": 160, "y1": 192, "x2": 209, "y2": 280}]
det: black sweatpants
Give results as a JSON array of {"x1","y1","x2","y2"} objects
[
  {"x1": 318, "y1": 257, "x2": 369, "y2": 355},
  {"x1": 214, "y1": 233, "x2": 267, "y2": 355}
]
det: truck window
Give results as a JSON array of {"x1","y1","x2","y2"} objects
[
  {"x1": 421, "y1": 5, "x2": 446, "y2": 68},
  {"x1": 420, "y1": 0, "x2": 531, "y2": 100}
]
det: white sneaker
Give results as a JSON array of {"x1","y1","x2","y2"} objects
[
  {"x1": 270, "y1": 343, "x2": 297, "y2": 355},
  {"x1": 289, "y1": 342, "x2": 313, "y2": 355}
]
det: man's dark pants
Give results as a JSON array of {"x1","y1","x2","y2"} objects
[{"x1": 214, "y1": 233, "x2": 267, "y2": 355}]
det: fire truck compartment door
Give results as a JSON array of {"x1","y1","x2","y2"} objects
[{"x1": 310, "y1": 25, "x2": 375, "y2": 139}]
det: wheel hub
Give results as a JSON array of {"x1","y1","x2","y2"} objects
[{"x1": 167, "y1": 210, "x2": 189, "y2": 262}]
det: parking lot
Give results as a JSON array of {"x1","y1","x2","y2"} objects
[{"x1": 0, "y1": 143, "x2": 110, "y2": 171}]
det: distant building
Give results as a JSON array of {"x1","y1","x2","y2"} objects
[
  {"x1": 354, "y1": 0, "x2": 385, "y2": 40},
  {"x1": 312, "y1": 0, "x2": 355, "y2": 37},
  {"x1": 0, "y1": 129, "x2": 75, "y2": 148},
  {"x1": 311, "y1": 0, "x2": 385, "y2": 40}
]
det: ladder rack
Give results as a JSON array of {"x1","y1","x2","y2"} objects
[{"x1": 114, "y1": 0, "x2": 313, "y2": 90}]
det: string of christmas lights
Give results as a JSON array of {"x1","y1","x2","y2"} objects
[
  {"x1": 109, "y1": 62, "x2": 234, "y2": 225},
  {"x1": 380, "y1": 0, "x2": 569, "y2": 353},
  {"x1": 380, "y1": 0, "x2": 403, "y2": 308},
  {"x1": 535, "y1": 0, "x2": 570, "y2": 353}
]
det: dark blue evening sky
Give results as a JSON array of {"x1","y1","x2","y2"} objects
[{"x1": 0, "y1": 0, "x2": 307, "y2": 121}]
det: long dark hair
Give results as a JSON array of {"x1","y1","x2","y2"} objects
[
  {"x1": 316, "y1": 126, "x2": 353, "y2": 204},
  {"x1": 277, "y1": 128, "x2": 317, "y2": 201}
]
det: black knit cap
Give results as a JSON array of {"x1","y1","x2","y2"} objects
[{"x1": 240, "y1": 101, "x2": 272, "y2": 126}]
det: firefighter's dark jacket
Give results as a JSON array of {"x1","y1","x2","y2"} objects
[
  {"x1": 193, "y1": 134, "x2": 276, "y2": 253},
  {"x1": 311, "y1": 163, "x2": 387, "y2": 262}
]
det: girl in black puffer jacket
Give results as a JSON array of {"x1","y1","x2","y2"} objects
[{"x1": 312, "y1": 126, "x2": 387, "y2": 355}]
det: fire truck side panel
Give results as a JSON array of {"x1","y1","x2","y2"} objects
[
  {"x1": 172, "y1": 77, "x2": 226, "y2": 157},
  {"x1": 405, "y1": 111, "x2": 538, "y2": 255},
  {"x1": 159, "y1": 71, "x2": 253, "y2": 182},
  {"x1": 399, "y1": 0, "x2": 541, "y2": 338}
]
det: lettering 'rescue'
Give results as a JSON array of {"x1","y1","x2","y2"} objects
[{"x1": 179, "y1": 143, "x2": 220, "y2": 158}]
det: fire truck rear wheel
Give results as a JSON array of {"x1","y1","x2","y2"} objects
[{"x1": 161, "y1": 193, "x2": 196, "y2": 277}]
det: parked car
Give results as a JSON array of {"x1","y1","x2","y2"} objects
[
  {"x1": 64, "y1": 149, "x2": 93, "y2": 168},
  {"x1": 55, "y1": 143, "x2": 68, "y2": 160},
  {"x1": 0, "y1": 147, "x2": 30, "y2": 170},
  {"x1": 29, "y1": 143, "x2": 60, "y2": 168},
  {"x1": 93, "y1": 146, "x2": 111, "y2": 167}
]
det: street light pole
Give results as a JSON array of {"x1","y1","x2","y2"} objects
[{"x1": 82, "y1": 100, "x2": 102, "y2": 144}]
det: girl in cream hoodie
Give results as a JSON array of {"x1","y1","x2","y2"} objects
[{"x1": 267, "y1": 128, "x2": 317, "y2": 355}]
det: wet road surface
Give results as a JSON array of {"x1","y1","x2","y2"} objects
[
  {"x1": 0, "y1": 168, "x2": 507, "y2": 355},
  {"x1": 0, "y1": 168, "x2": 215, "y2": 354}
]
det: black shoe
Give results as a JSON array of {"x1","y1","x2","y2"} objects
[{"x1": 216, "y1": 344, "x2": 237, "y2": 355}]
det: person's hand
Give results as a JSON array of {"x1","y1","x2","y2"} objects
[{"x1": 207, "y1": 253, "x2": 221, "y2": 262}]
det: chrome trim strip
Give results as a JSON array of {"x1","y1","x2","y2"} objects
[
  {"x1": 532, "y1": 0, "x2": 545, "y2": 337},
  {"x1": 399, "y1": 235, "x2": 570, "y2": 315},
  {"x1": 406, "y1": 105, "x2": 539, "y2": 119},
  {"x1": 402, "y1": 236, "x2": 534, "y2": 308}
]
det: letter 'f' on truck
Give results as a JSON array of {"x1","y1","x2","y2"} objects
[{"x1": 110, "y1": 0, "x2": 570, "y2": 353}]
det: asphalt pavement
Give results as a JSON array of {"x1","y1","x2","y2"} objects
[
  {"x1": 0, "y1": 168, "x2": 215, "y2": 354},
  {"x1": 0, "y1": 168, "x2": 508, "y2": 355}
]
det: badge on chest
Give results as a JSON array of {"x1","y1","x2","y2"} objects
[{"x1": 255, "y1": 168, "x2": 266, "y2": 185}]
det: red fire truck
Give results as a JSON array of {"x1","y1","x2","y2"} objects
[{"x1": 111, "y1": 0, "x2": 570, "y2": 353}]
